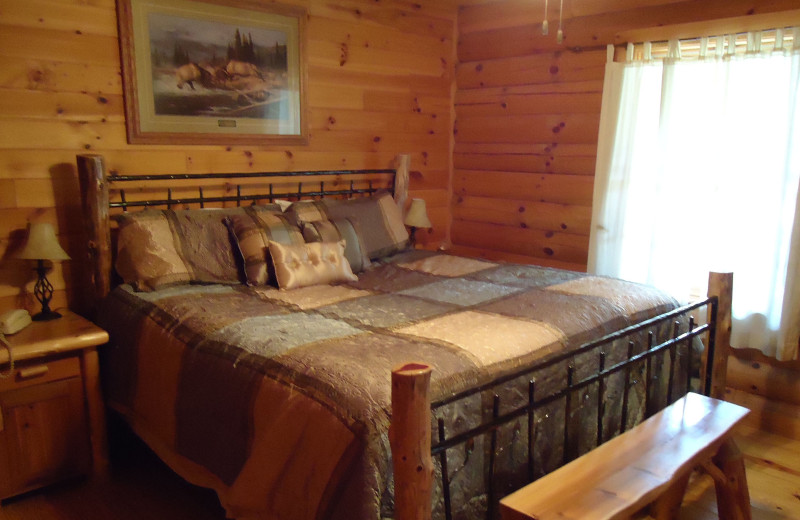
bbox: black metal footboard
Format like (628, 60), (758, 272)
(429, 296), (718, 520)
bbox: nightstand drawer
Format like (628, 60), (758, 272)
(0, 356), (81, 393)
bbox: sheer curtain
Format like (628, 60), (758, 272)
(589, 30), (800, 360)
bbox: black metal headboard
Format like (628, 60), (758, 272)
(107, 168), (398, 211)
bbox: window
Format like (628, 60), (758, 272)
(590, 30), (800, 359)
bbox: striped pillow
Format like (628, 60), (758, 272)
(301, 218), (370, 273)
(286, 192), (409, 260)
(227, 207), (305, 286)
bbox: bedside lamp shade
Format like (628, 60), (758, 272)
(16, 223), (70, 261)
(16, 222), (70, 321)
(404, 199), (432, 229)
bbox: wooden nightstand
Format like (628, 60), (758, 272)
(0, 309), (109, 501)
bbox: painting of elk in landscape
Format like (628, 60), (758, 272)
(118, 0), (306, 144)
(149, 14), (288, 119)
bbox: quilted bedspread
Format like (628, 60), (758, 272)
(97, 251), (677, 520)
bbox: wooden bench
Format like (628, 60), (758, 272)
(500, 392), (751, 520)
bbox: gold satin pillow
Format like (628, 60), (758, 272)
(268, 240), (358, 290)
(115, 211), (191, 291)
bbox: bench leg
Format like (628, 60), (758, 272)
(711, 439), (751, 520)
(650, 472), (691, 520)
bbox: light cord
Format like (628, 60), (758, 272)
(0, 333), (13, 379)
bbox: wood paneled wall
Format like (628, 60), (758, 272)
(451, 0), (800, 271)
(4, 0), (800, 314)
(0, 0), (458, 314)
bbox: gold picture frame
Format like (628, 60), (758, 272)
(118, 0), (307, 145)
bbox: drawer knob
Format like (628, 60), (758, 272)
(18, 365), (49, 379)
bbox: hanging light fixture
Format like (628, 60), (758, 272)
(542, 0), (564, 43)
(542, 0), (549, 35)
(557, 0), (564, 44)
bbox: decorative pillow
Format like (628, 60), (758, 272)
(283, 200), (328, 227)
(114, 206), (262, 291)
(226, 207), (305, 286)
(301, 218), (371, 273)
(321, 191), (409, 260)
(269, 240), (357, 290)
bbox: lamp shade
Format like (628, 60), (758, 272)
(404, 198), (432, 229)
(16, 222), (70, 261)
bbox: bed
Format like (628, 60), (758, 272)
(76, 153), (731, 520)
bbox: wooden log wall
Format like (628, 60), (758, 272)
(451, 0), (800, 271)
(0, 0), (459, 315)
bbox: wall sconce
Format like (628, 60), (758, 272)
(404, 198), (432, 247)
(16, 222), (70, 321)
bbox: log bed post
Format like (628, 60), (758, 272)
(704, 272), (733, 399)
(390, 362), (433, 520)
(77, 154), (111, 318)
(393, 153), (410, 211)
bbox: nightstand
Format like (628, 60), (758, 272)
(0, 310), (109, 501)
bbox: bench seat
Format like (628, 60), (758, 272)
(500, 392), (751, 520)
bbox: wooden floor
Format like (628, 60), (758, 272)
(1, 416), (798, 520)
(678, 424), (800, 519)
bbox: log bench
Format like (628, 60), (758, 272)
(499, 392), (751, 520)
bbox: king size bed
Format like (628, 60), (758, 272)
(77, 154), (731, 520)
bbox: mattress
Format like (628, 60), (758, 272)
(97, 250), (678, 520)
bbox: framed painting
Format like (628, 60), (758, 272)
(118, 0), (307, 145)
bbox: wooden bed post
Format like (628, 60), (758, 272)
(704, 272), (733, 399)
(393, 154), (410, 211)
(390, 362), (433, 520)
(77, 154), (111, 318)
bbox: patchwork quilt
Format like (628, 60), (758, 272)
(97, 251), (677, 520)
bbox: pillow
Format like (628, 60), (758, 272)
(283, 200), (327, 227)
(301, 218), (370, 273)
(115, 211), (191, 291)
(286, 192), (409, 260)
(269, 240), (357, 290)
(226, 207), (305, 286)
(321, 192), (409, 259)
(114, 207), (259, 291)
(273, 199), (293, 212)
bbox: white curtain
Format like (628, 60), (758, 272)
(589, 30), (800, 360)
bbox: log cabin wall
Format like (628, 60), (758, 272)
(0, 0), (458, 314)
(451, 0), (800, 272)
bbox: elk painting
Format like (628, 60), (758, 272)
(147, 12), (290, 119)
(118, 0), (305, 143)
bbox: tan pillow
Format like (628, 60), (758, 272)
(269, 240), (358, 290)
(114, 206), (283, 291)
(115, 211), (191, 291)
(227, 207), (305, 286)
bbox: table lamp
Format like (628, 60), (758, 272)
(404, 198), (432, 247)
(16, 222), (70, 321)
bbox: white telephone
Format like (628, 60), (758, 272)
(0, 309), (31, 335)
(0, 309), (28, 379)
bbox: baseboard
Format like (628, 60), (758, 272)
(724, 387), (800, 440)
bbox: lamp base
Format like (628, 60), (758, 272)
(31, 260), (60, 321)
(32, 309), (62, 321)
(408, 226), (418, 248)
